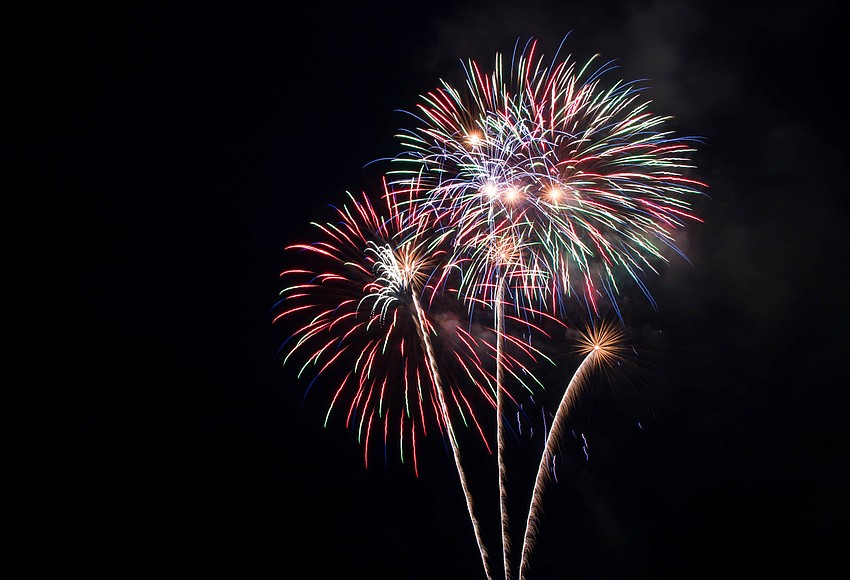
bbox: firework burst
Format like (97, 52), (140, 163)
(392, 37), (705, 315)
(276, 182), (482, 471)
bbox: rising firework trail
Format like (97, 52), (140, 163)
(518, 320), (626, 580)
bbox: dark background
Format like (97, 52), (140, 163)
(10, 1), (848, 578)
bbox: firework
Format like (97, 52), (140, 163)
(278, 33), (706, 580)
(278, 185), (438, 462)
(518, 320), (626, 580)
(392, 37), (705, 314)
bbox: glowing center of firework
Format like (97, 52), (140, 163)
(481, 182), (499, 199)
(576, 322), (626, 363)
(394, 252), (420, 289)
(486, 237), (521, 267)
(466, 131), (483, 146)
(503, 186), (520, 203)
(546, 186), (563, 202)
(368, 242), (427, 298)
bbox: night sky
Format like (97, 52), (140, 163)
(12, 1), (849, 578)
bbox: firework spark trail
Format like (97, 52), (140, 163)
(518, 321), (625, 580)
(410, 289), (495, 580)
(275, 184), (498, 579)
(494, 277), (512, 580)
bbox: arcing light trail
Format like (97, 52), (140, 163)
(518, 321), (626, 580)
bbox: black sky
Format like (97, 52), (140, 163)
(10, 1), (849, 579)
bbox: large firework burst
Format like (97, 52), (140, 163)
(392, 37), (705, 316)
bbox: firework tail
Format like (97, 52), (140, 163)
(494, 277), (512, 580)
(519, 338), (603, 580)
(410, 293), (494, 580)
